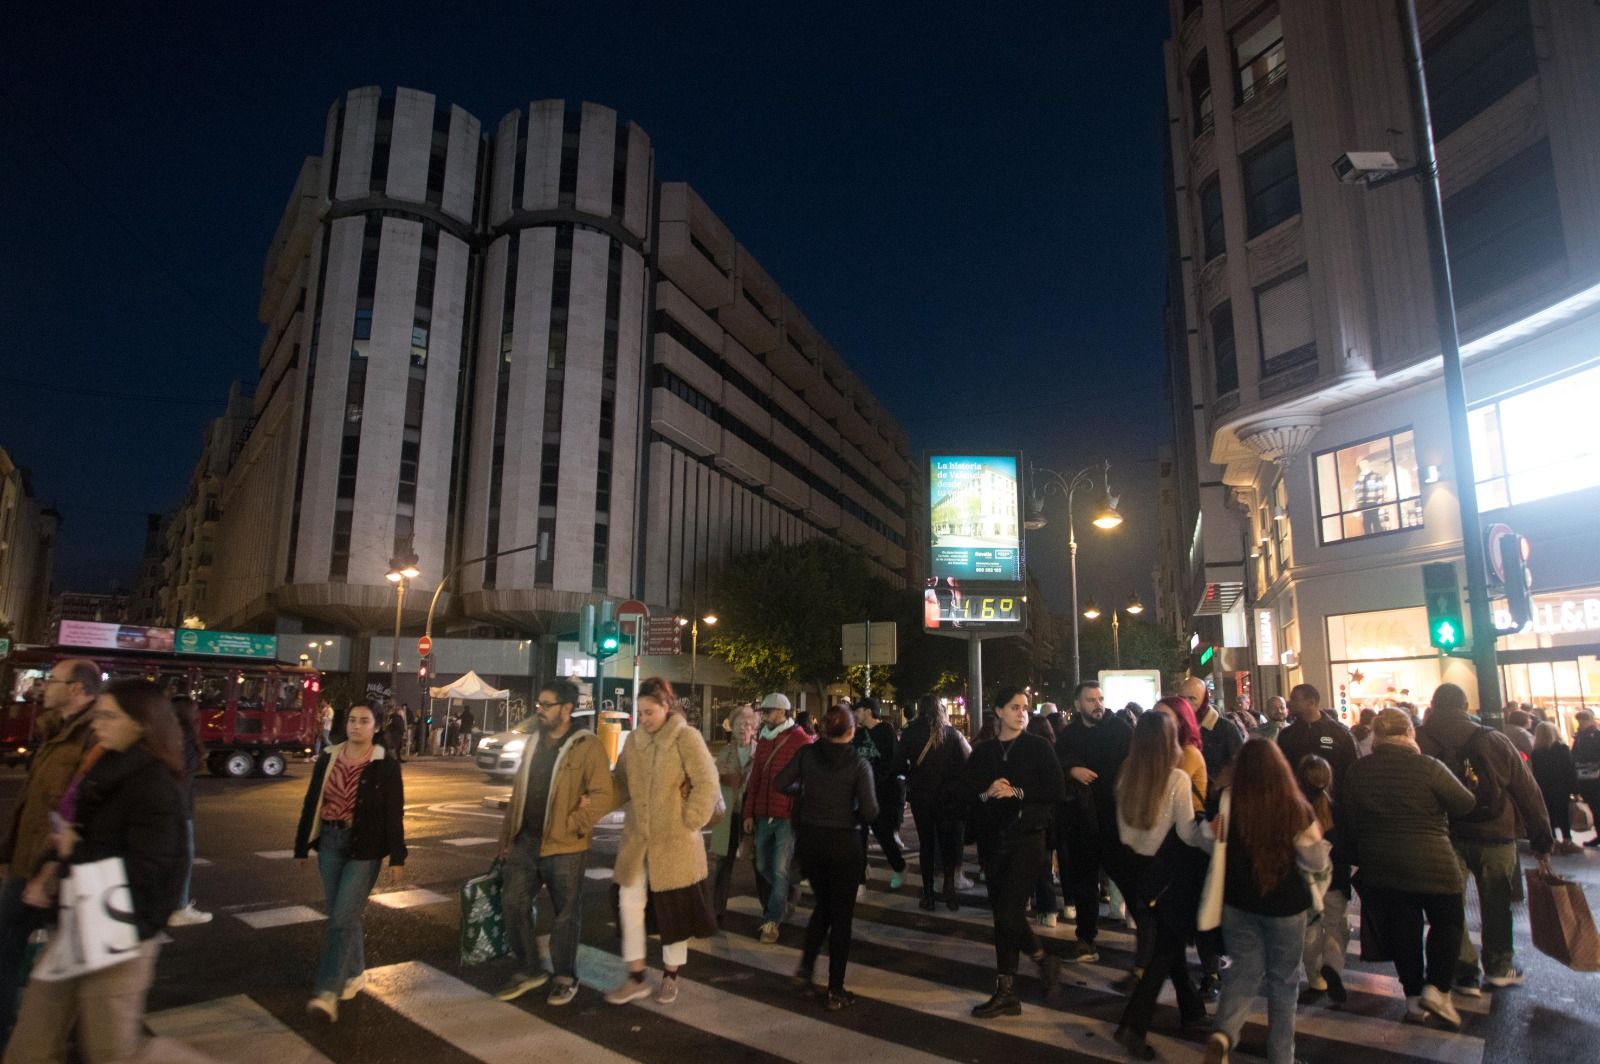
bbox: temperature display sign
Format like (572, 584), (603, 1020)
(923, 584), (1026, 630)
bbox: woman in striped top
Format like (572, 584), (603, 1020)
(294, 704), (407, 1023)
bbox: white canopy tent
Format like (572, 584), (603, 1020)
(428, 670), (511, 745)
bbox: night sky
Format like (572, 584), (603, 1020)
(1, 0), (1173, 618)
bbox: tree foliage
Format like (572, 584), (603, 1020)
(1075, 615), (1188, 692)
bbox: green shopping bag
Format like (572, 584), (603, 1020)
(459, 858), (508, 966)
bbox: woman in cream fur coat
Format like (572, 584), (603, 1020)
(605, 678), (720, 1006)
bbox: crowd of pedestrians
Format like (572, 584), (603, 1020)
(1, 661), (1593, 1063)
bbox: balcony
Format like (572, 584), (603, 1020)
(715, 430), (770, 488)
(650, 388), (718, 457)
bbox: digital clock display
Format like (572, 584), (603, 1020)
(924, 584), (1026, 629)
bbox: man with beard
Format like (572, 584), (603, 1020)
(496, 680), (615, 1006)
(1053, 681), (1134, 963)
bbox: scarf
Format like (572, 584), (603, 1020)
(758, 718), (795, 742)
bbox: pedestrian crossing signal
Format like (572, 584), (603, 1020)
(597, 621), (620, 659)
(1423, 562), (1465, 652)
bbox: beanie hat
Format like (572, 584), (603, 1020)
(759, 692), (792, 712)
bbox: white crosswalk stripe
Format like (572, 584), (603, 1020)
(145, 995), (334, 1063)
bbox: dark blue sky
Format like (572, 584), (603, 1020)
(1, 0), (1172, 616)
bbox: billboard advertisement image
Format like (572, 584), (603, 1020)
(928, 454), (1023, 582)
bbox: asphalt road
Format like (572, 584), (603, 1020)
(1, 757), (1598, 1063)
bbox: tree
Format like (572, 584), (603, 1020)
(705, 537), (903, 705)
(1075, 615), (1188, 693)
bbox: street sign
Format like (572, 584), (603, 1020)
(645, 616), (683, 655)
(175, 629), (279, 660)
(842, 621), (897, 666)
(618, 599), (649, 620)
(417, 634), (433, 658)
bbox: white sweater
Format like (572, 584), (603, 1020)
(1118, 768), (1215, 857)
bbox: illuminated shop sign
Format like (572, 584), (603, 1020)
(1494, 592), (1600, 636)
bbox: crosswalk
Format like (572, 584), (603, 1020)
(147, 852), (1498, 1064)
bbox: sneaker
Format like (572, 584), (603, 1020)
(655, 974), (679, 1005)
(1403, 995), (1427, 1023)
(167, 903), (213, 928)
(495, 970), (551, 1002)
(1203, 1031), (1230, 1064)
(1064, 905), (1077, 922)
(1114, 969), (1141, 994)
(1419, 985), (1461, 1029)
(340, 971), (367, 1001)
(306, 992), (338, 1023)
(889, 871), (905, 890)
(1198, 973), (1221, 1003)
(605, 973), (653, 1005)
(1037, 912), (1058, 928)
(1064, 941), (1099, 963)
(1112, 1026), (1155, 1061)
(1485, 967), (1524, 988)
(546, 978), (579, 1006)
(826, 988), (858, 1010)
(956, 871), (976, 889)
(1321, 965), (1347, 1004)
(1585, 838), (1600, 848)
(759, 921), (780, 944)
(1452, 974), (1483, 998)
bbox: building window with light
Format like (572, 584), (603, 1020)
(1470, 362), (1600, 511)
(1327, 606), (1442, 719)
(1233, 5), (1286, 104)
(1314, 429), (1423, 544)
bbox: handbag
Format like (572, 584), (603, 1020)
(1525, 867), (1600, 971)
(1197, 790), (1228, 932)
(33, 858), (141, 982)
(1570, 797), (1595, 835)
(459, 858), (507, 966)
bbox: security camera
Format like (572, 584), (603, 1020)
(1333, 151), (1401, 184)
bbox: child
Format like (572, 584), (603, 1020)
(1297, 754), (1351, 1005)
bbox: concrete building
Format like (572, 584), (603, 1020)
(47, 590), (128, 635)
(173, 88), (917, 701)
(0, 447), (59, 644)
(125, 513), (169, 626)
(1161, 0), (1600, 724)
(159, 384), (254, 627)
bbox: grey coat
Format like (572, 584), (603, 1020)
(1337, 743), (1476, 894)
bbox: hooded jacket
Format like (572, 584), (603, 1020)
(1417, 707), (1553, 853)
(70, 745), (186, 940)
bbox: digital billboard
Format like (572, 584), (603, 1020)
(928, 454), (1024, 582)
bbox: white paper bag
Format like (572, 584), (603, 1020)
(33, 858), (142, 982)
(1197, 790), (1229, 932)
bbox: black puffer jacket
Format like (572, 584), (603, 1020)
(70, 745), (187, 940)
(777, 740), (878, 831)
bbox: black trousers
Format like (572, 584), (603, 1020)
(860, 780), (907, 873)
(982, 832), (1047, 975)
(1360, 883), (1464, 996)
(712, 815), (745, 915)
(909, 794), (964, 892)
(1119, 851), (1204, 1036)
(1061, 821), (1127, 945)
(798, 825), (866, 992)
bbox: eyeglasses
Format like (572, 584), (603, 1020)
(41, 678), (71, 686)
(536, 701), (569, 711)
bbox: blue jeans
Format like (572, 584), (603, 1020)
(753, 817), (796, 924)
(1214, 905), (1307, 1064)
(178, 818), (196, 909)
(502, 835), (586, 980)
(315, 825), (381, 995)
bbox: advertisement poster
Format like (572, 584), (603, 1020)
(58, 621), (176, 653)
(176, 629), (280, 659)
(928, 454), (1023, 582)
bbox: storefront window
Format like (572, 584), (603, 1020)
(1327, 606), (1441, 718)
(1471, 363), (1600, 511)
(1314, 429), (1424, 543)
(1500, 656), (1600, 743)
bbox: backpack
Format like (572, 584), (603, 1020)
(1450, 727), (1508, 823)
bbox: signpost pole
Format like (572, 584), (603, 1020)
(864, 620), (872, 700)
(968, 631), (983, 735)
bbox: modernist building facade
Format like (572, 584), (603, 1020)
(182, 88), (917, 671)
(0, 447), (58, 644)
(1161, 0), (1600, 727)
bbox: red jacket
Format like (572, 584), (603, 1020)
(742, 724), (813, 820)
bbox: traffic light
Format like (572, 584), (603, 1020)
(1497, 530), (1534, 631)
(418, 657), (431, 685)
(1423, 561), (1465, 651)
(579, 604), (597, 655)
(597, 621), (620, 660)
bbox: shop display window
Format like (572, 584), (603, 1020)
(1470, 363), (1600, 511)
(1327, 606), (1440, 716)
(1314, 429), (1424, 543)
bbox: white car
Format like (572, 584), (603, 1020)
(474, 709), (634, 778)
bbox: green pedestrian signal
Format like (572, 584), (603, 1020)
(597, 621), (620, 659)
(1198, 645), (1215, 666)
(1422, 562), (1465, 652)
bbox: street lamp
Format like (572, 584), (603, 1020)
(385, 553), (420, 712)
(1085, 594), (1144, 670)
(307, 639), (332, 670)
(683, 612), (718, 719)
(1028, 460), (1123, 687)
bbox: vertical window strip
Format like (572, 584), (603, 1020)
(536, 225), (575, 586)
(329, 215), (383, 581)
(285, 226), (333, 581)
(425, 107), (450, 208)
(593, 240), (622, 589)
(610, 123), (630, 220)
(483, 233), (520, 588)
(395, 225), (438, 559)
(557, 109), (582, 210)
(327, 101), (347, 201)
(509, 113), (529, 212)
(369, 97), (395, 195)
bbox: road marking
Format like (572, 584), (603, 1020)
(584, 867), (615, 880)
(441, 836), (498, 847)
(573, 944), (953, 1063)
(371, 888), (451, 909)
(364, 961), (635, 1062)
(234, 905), (324, 929)
(255, 850), (297, 860)
(146, 994), (334, 1063)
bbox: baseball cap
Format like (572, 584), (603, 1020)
(759, 692), (792, 712)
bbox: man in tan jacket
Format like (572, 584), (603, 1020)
(495, 679), (613, 1006)
(0, 657), (100, 1040)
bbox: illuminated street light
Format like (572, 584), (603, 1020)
(1028, 460), (1125, 685)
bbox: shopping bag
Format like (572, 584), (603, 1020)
(33, 858), (141, 982)
(1570, 798), (1595, 835)
(459, 859), (508, 966)
(1197, 790), (1229, 932)
(1526, 867), (1600, 971)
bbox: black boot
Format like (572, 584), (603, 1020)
(971, 974), (1022, 1018)
(1033, 948), (1060, 996)
(919, 881), (936, 911)
(943, 871), (960, 911)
